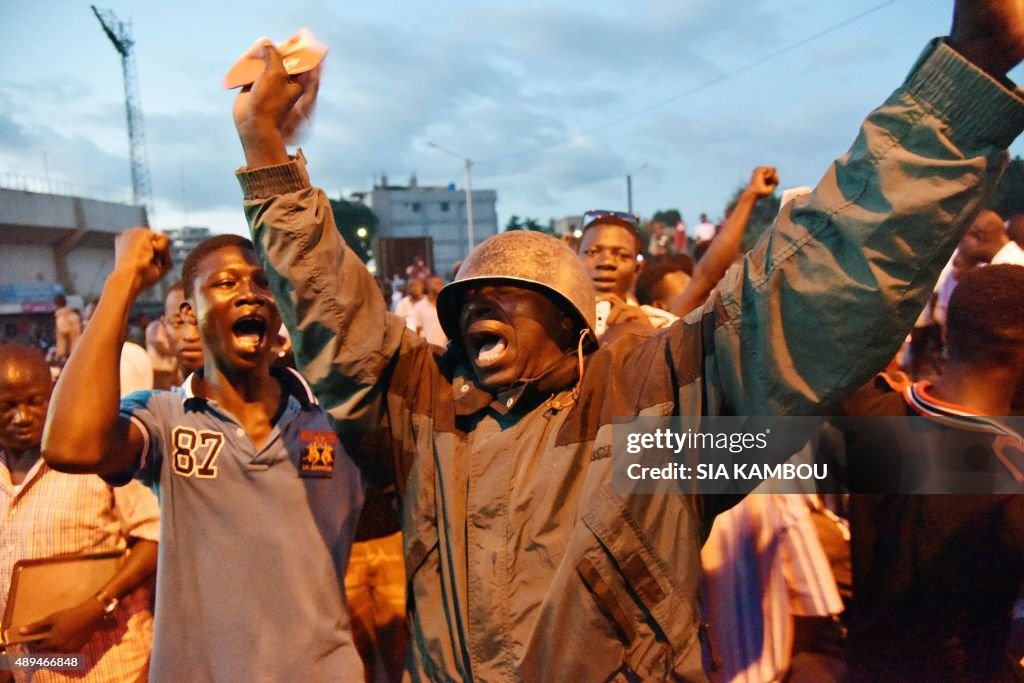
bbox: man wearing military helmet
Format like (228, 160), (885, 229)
(232, 1), (1024, 677)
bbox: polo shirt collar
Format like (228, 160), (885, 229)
(181, 366), (320, 412)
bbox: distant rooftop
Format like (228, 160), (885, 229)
(0, 172), (133, 206)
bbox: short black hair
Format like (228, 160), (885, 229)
(181, 235), (256, 299)
(53, 294), (67, 307)
(579, 219), (643, 254)
(635, 258), (688, 307)
(946, 264), (1024, 366)
(163, 280), (185, 304)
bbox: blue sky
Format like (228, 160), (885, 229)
(2, 0), (1022, 237)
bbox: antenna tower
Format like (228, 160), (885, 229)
(91, 5), (154, 223)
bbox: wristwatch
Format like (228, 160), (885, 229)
(92, 592), (119, 618)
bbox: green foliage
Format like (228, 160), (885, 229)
(651, 209), (682, 226)
(725, 187), (782, 253)
(506, 215), (552, 233)
(987, 156), (1024, 219)
(329, 197), (379, 263)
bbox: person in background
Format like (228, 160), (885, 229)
(634, 258), (691, 313)
(701, 491), (844, 683)
(393, 277), (426, 332)
(647, 220), (670, 257)
(0, 343), (158, 683)
(160, 282), (203, 385)
(823, 264), (1024, 681)
(145, 315), (177, 391)
(691, 211), (717, 247)
(958, 209), (1024, 266)
(412, 274), (448, 347)
(119, 338), (153, 397)
(51, 294), (81, 363)
(673, 217), (688, 254)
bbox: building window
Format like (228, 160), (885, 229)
(411, 202), (422, 213)
(440, 202), (450, 212)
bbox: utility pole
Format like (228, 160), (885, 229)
(627, 163), (648, 216)
(92, 5), (154, 224)
(428, 142), (476, 254)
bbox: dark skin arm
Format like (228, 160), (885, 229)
(42, 229), (172, 477)
(669, 166), (778, 318)
(233, 43), (315, 167)
(20, 539), (158, 653)
(947, 0), (1024, 79)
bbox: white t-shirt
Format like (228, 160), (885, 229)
(120, 341), (154, 397)
(393, 296), (420, 332)
(412, 298), (448, 347)
(692, 222), (717, 242)
(991, 240), (1024, 266)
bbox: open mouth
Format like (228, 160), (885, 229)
(232, 315), (268, 350)
(466, 322), (511, 369)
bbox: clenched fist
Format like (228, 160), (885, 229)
(113, 227), (172, 295)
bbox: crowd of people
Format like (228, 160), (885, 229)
(2, 1), (1024, 681)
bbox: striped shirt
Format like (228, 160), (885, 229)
(701, 491), (844, 682)
(0, 451), (159, 683)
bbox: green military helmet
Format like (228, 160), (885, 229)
(436, 230), (598, 348)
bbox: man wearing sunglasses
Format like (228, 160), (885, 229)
(231, 1), (1024, 678)
(576, 210), (662, 339)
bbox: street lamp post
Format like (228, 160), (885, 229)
(428, 142), (475, 254)
(626, 163), (649, 215)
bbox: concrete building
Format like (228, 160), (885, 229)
(0, 185), (150, 344)
(165, 226), (212, 281)
(357, 174), (498, 276)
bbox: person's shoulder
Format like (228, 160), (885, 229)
(120, 387), (179, 415)
(992, 240), (1024, 266)
(838, 372), (911, 417)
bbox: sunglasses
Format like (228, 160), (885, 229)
(581, 210), (639, 230)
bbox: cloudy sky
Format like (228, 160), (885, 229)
(2, 0), (1022, 237)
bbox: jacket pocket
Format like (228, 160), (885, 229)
(578, 504), (703, 680)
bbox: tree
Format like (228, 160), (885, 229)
(988, 156), (1024, 219)
(506, 215), (553, 234)
(651, 209), (682, 226)
(329, 197), (379, 263)
(725, 186), (781, 253)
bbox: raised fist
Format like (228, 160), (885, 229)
(950, 0), (1024, 77)
(746, 166), (780, 200)
(114, 227), (172, 293)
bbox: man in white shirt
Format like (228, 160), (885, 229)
(959, 209), (1024, 265)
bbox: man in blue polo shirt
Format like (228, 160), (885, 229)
(41, 229), (364, 681)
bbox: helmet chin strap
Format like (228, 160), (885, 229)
(542, 328), (589, 411)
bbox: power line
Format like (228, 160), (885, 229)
(477, 0), (901, 166)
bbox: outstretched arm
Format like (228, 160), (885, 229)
(690, 1), (1024, 416)
(42, 229), (171, 477)
(670, 166), (778, 317)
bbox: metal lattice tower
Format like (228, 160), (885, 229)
(91, 5), (153, 224)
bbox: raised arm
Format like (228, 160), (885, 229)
(670, 166), (777, 317)
(42, 229), (171, 477)
(232, 47), (418, 433)
(698, 3), (1024, 416)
